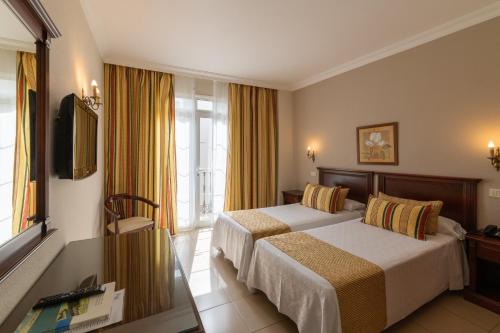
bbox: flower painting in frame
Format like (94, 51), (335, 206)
(356, 122), (398, 165)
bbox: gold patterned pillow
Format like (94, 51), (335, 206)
(363, 195), (432, 240)
(336, 188), (350, 211)
(302, 184), (342, 214)
(378, 192), (443, 235)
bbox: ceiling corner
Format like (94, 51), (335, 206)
(291, 2), (500, 91)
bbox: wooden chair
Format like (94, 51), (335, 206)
(104, 194), (159, 235)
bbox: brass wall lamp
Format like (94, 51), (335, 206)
(307, 146), (315, 162)
(82, 80), (102, 111)
(488, 141), (500, 171)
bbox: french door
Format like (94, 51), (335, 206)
(175, 79), (227, 231)
(195, 106), (214, 228)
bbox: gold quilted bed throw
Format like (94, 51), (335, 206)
(266, 232), (387, 333)
(226, 210), (291, 241)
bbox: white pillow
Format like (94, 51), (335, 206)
(438, 216), (467, 240)
(343, 199), (366, 212)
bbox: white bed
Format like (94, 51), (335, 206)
(211, 203), (363, 282)
(246, 219), (466, 333)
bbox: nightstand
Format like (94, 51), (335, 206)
(282, 190), (304, 205)
(464, 232), (500, 314)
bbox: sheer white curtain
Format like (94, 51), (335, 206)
(175, 77), (196, 230)
(212, 81), (228, 216)
(175, 77), (228, 231)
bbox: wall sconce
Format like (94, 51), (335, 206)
(488, 141), (500, 171)
(307, 146), (316, 162)
(81, 80), (102, 111)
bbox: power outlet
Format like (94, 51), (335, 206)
(489, 188), (500, 198)
(310, 171), (317, 177)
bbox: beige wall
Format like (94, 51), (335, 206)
(292, 17), (500, 228)
(44, 0), (104, 243)
(0, 0), (103, 322)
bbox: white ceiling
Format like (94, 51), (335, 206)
(81, 0), (500, 90)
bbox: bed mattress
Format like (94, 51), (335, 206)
(246, 219), (465, 333)
(211, 203), (362, 282)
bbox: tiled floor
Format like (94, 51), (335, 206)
(174, 228), (500, 333)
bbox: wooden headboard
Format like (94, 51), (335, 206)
(377, 172), (481, 231)
(318, 168), (374, 204)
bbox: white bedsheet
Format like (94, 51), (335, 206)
(211, 204), (362, 282)
(246, 219), (465, 333)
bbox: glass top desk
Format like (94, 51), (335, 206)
(1, 230), (204, 333)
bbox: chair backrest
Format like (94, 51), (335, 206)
(104, 194), (158, 234)
(105, 194), (129, 220)
(105, 193), (158, 222)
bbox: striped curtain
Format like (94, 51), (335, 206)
(12, 52), (37, 235)
(104, 64), (177, 234)
(224, 83), (277, 211)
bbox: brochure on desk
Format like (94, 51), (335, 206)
(15, 282), (124, 333)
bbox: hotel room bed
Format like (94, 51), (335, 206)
(246, 172), (480, 333)
(211, 168), (374, 282)
(246, 219), (465, 332)
(211, 204), (364, 282)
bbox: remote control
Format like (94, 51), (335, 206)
(33, 285), (106, 309)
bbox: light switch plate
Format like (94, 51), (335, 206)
(489, 188), (500, 198)
(310, 171), (317, 177)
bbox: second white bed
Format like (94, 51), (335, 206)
(211, 203), (363, 282)
(246, 219), (466, 333)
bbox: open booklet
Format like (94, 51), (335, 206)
(68, 289), (124, 333)
(15, 282), (125, 333)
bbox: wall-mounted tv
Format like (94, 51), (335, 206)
(54, 93), (98, 180)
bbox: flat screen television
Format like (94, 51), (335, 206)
(54, 93), (98, 180)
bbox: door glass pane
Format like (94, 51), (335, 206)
(196, 99), (213, 111)
(175, 97), (194, 230)
(198, 117), (212, 225)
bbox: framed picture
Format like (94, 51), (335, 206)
(356, 122), (398, 165)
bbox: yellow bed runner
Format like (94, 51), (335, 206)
(226, 210), (291, 241)
(266, 231), (387, 333)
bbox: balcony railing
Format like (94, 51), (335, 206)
(197, 168), (212, 216)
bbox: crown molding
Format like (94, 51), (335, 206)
(27, 0), (61, 38)
(291, 3), (500, 91)
(102, 57), (292, 91)
(85, 2), (500, 92)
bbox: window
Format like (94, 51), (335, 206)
(197, 98), (214, 226)
(196, 99), (213, 111)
